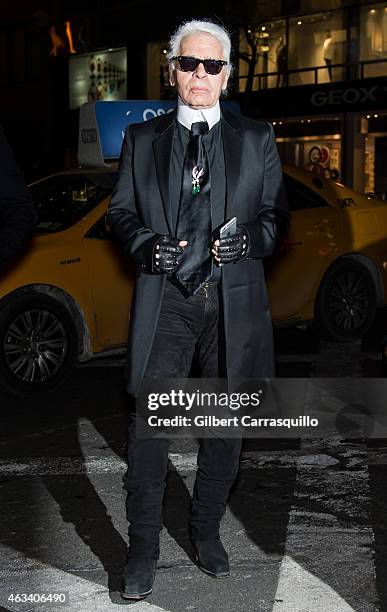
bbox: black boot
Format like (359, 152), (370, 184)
(121, 537), (159, 600)
(191, 535), (230, 578)
(188, 436), (242, 578)
(121, 556), (157, 600)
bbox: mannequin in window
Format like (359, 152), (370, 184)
(276, 36), (287, 87)
(323, 30), (333, 82)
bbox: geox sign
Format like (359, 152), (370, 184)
(247, 76), (387, 118)
(311, 86), (382, 107)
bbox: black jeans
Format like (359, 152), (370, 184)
(125, 281), (242, 558)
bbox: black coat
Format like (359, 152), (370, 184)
(0, 126), (38, 267)
(107, 109), (290, 396)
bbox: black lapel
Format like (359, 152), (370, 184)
(152, 110), (176, 235)
(221, 109), (243, 219)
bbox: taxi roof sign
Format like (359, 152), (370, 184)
(78, 100), (241, 168)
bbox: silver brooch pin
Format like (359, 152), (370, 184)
(192, 166), (204, 195)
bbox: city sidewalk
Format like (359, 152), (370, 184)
(0, 371), (386, 611)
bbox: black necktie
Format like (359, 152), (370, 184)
(175, 121), (212, 296)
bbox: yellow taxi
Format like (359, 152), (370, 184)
(0, 164), (386, 396)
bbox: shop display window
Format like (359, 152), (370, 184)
(302, 139), (341, 179)
(238, 10), (347, 91)
(364, 127), (387, 197)
(360, 3), (387, 78)
(365, 135), (376, 193)
(238, 20), (287, 91)
(276, 130), (341, 181)
(288, 11), (346, 85)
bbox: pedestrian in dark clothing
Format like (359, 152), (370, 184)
(107, 19), (289, 601)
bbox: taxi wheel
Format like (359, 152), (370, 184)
(314, 259), (377, 342)
(0, 293), (79, 397)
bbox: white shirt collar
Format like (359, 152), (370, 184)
(177, 97), (221, 131)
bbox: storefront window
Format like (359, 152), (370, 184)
(238, 11), (347, 91)
(363, 113), (387, 197)
(238, 20), (286, 92)
(288, 11), (346, 85)
(274, 117), (341, 180)
(302, 138), (341, 180)
(360, 4), (387, 78)
(365, 135), (376, 193)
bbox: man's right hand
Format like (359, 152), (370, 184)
(153, 236), (187, 274)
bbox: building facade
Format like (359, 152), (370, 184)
(237, 0), (387, 196)
(1, 1), (386, 195)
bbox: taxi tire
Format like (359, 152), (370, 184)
(0, 293), (79, 397)
(314, 259), (377, 342)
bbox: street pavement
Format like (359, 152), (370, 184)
(0, 332), (386, 612)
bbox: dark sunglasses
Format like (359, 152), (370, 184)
(172, 55), (227, 75)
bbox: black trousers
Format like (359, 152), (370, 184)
(325, 58), (333, 81)
(125, 281), (242, 558)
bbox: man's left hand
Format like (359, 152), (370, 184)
(212, 225), (250, 264)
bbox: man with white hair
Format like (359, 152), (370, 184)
(107, 18), (289, 600)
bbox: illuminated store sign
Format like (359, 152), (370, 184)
(311, 85), (382, 106)
(69, 47), (127, 110)
(249, 77), (387, 117)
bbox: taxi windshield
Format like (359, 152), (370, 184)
(31, 172), (117, 233)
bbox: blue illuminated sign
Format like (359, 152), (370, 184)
(78, 99), (241, 167)
(95, 100), (176, 159)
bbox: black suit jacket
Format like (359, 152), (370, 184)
(107, 108), (289, 396)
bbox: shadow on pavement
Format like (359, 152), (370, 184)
(0, 367), (129, 601)
(163, 465), (196, 563)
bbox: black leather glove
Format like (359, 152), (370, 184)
(153, 235), (186, 274)
(213, 225), (250, 264)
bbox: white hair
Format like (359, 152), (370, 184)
(166, 19), (233, 76)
